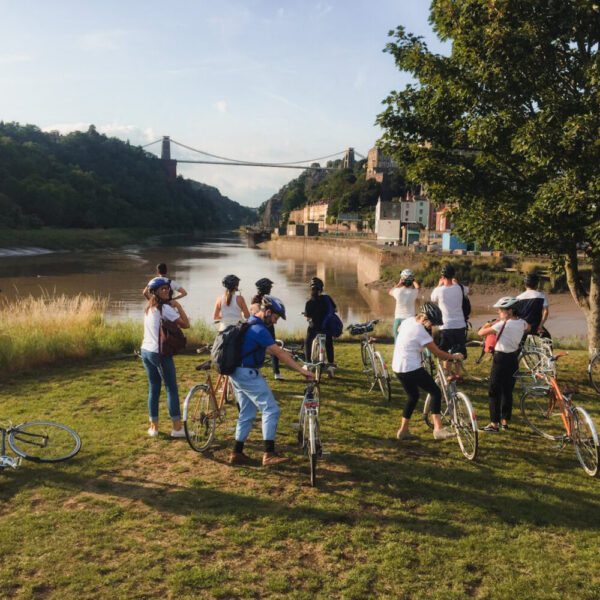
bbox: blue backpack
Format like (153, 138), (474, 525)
(322, 295), (343, 338)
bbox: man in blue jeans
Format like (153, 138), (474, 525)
(229, 295), (314, 466)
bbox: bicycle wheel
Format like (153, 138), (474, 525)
(311, 337), (323, 384)
(520, 387), (563, 441)
(453, 392), (478, 460)
(572, 406), (599, 477)
(361, 343), (376, 388)
(9, 421), (81, 462)
(421, 349), (435, 377)
(375, 352), (392, 402)
(519, 349), (544, 378)
(308, 412), (320, 487)
(589, 354), (600, 394)
(423, 389), (451, 430)
(462, 341), (489, 383)
(183, 384), (217, 452)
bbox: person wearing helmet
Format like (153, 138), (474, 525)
(213, 274), (250, 331)
(516, 273), (551, 339)
(393, 302), (464, 440)
(141, 277), (191, 438)
(388, 268), (421, 341)
(478, 297), (530, 432)
(304, 277), (338, 377)
(250, 278), (282, 379)
(142, 263), (187, 301)
(431, 263), (469, 378)
(228, 295), (315, 466)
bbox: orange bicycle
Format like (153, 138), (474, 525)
(519, 352), (599, 476)
(183, 353), (236, 452)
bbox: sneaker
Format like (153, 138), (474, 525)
(229, 452), (253, 465)
(147, 427), (159, 438)
(483, 424), (500, 433)
(327, 366), (335, 378)
(274, 373), (285, 380)
(396, 429), (418, 440)
(433, 428), (456, 440)
(170, 428), (186, 438)
(262, 452), (289, 466)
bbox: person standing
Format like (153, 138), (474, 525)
(229, 296), (314, 466)
(143, 263), (187, 301)
(393, 302), (463, 440)
(304, 277), (337, 377)
(213, 274), (250, 331)
(140, 277), (190, 438)
(516, 273), (551, 339)
(431, 264), (468, 377)
(478, 297), (530, 432)
(389, 268), (420, 341)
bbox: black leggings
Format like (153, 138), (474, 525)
(488, 351), (519, 423)
(305, 328), (334, 363)
(395, 368), (442, 419)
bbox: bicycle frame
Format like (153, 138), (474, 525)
(0, 426), (21, 469)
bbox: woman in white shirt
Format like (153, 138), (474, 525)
(392, 302), (463, 440)
(213, 274), (250, 331)
(478, 297), (530, 432)
(388, 268), (420, 341)
(141, 277), (190, 438)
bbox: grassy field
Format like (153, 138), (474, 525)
(0, 344), (599, 599)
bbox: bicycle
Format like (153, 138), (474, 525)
(588, 348), (600, 394)
(519, 352), (599, 476)
(0, 419), (81, 468)
(422, 356), (478, 460)
(310, 333), (327, 383)
(183, 356), (236, 453)
(347, 319), (392, 402)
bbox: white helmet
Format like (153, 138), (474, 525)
(493, 297), (519, 309)
(400, 269), (414, 282)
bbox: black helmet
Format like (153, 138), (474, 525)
(441, 264), (455, 279)
(310, 277), (324, 290)
(524, 273), (539, 288)
(419, 301), (443, 326)
(222, 274), (240, 291)
(261, 295), (286, 319)
(255, 277), (273, 294)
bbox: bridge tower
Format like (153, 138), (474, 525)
(161, 136), (177, 181)
(342, 147), (355, 169)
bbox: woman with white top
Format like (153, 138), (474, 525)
(393, 302), (464, 440)
(388, 268), (420, 341)
(478, 297), (530, 432)
(141, 277), (191, 438)
(213, 274), (250, 331)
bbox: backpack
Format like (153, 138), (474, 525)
(322, 295), (343, 338)
(211, 322), (260, 375)
(158, 306), (187, 357)
(458, 283), (472, 326)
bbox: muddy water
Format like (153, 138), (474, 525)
(0, 232), (587, 340)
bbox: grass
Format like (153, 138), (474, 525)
(0, 343), (599, 598)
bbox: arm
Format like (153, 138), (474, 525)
(169, 301), (190, 329)
(267, 344), (315, 378)
(213, 297), (222, 321)
(237, 295), (251, 319)
(539, 307), (549, 332)
(143, 286), (150, 300)
(413, 280), (420, 289)
(172, 286), (187, 300)
(424, 341), (462, 362)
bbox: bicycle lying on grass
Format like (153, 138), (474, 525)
(347, 319), (392, 402)
(0, 420), (81, 468)
(518, 352), (599, 477)
(422, 356), (478, 460)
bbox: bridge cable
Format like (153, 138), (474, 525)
(140, 139), (162, 148)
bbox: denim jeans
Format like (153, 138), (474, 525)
(229, 367), (281, 441)
(140, 349), (181, 422)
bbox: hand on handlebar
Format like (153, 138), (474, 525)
(452, 352), (464, 361)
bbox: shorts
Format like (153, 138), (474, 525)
(439, 328), (467, 357)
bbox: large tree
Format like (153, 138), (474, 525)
(377, 0), (600, 352)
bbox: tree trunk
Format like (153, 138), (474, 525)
(564, 251), (600, 355)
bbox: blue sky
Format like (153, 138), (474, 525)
(1, 1), (447, 207)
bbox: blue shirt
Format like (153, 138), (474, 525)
(240, 316), (275, 368)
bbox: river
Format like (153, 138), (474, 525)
(0, 232), (587, 340)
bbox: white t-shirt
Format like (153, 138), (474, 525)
(392, 316), (433, 373)
(516, 289), (549, 307)
(431, 283), (468, 330)
(492, 318), (528, 353)
(391, 287), (419, 319)
(141, 304), (180, 353)
(169, 279), (183, 293)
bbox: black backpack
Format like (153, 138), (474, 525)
(458, 283), (472, 324)
(210, 322), (258, 375)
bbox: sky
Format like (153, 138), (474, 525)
(0, 1), (447, 207)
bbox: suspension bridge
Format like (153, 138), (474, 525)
(141, 136), (365, 180)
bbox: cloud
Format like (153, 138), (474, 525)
(79, 29), (131, 52)
(313, 3), (333, 19)
(0, 54), (32, 64)
(214, 100), (228, 114)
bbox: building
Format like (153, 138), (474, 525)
(366, 147), (396, 183)
(375, 199), (402, 242)
(288, 201), (329, 231)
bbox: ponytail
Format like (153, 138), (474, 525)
(225, 289), (233, 306)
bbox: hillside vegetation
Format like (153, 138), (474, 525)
(0, 122), (255, 232)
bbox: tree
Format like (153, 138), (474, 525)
(377, 0), (600, 353)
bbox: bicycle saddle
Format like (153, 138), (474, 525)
(196, 360), (212, 371)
